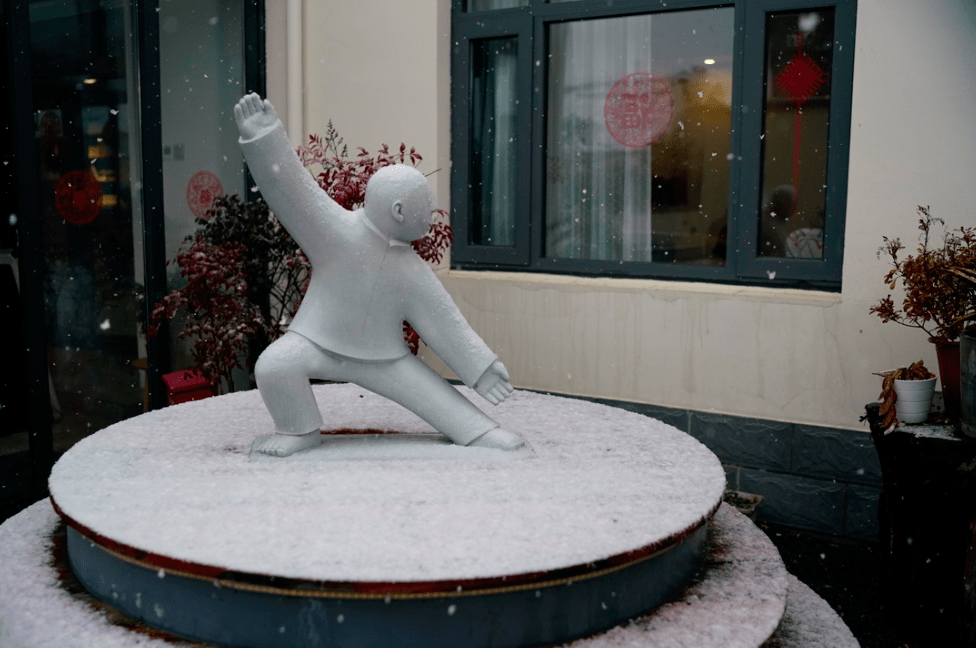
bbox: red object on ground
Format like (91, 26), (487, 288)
(162, 370), (215, 406)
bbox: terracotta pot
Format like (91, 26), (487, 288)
(932, 338), (961, 419)
(962, 327), (976, 438)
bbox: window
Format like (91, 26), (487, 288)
(451, 0), (856, 289)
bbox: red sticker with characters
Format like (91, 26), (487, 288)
(604, 73), (674, 148)
(186, 171), (224, 220)
(54, 170), (103, 225)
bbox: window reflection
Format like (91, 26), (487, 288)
(544, 8), (735, 265)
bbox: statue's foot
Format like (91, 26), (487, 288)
(468, 427), (525, 451)
(255, 431), (322, 457)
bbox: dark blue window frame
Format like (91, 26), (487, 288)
(450, 0), (856, 290)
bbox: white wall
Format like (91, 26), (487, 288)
(265, 0), (451, 246)
(272, 0), (976, 431)
(299, 0), (452, 217)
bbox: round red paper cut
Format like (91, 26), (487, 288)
(54, 170), (103, 225)
(186, 171), (224, 220)
(604, 73), (674, 148)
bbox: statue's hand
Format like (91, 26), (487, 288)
(234, 92), (279, 140)
(474, 361), (514, 405)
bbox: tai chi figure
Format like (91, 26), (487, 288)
(234, 93), (522, 457)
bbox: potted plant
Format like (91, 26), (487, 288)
(870, 206), (976, 419)
(875, 360), (937, 429)
(149, 123), (452, 392)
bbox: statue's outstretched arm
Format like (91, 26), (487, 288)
(235, 93), (342, 257)
(405, 260), (501, 395)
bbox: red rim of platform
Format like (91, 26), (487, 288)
(50, 495), (719, 600)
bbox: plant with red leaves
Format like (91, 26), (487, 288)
(870, 206), (976, 342)
(148, 239), (262, 391)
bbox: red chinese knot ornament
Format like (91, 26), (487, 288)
(773, 48), (828, 106)
(773, 34), (829, 210)
(604, 73), (674, 148)
(186, 171), (224, 220)
(54, 170), (103, 225)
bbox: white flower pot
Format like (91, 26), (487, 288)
(894, 378), (937, 424)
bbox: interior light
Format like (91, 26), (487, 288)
(798, 13), (820, 33)
(83, 78), (97, 85)
(703, 59), (716, 65)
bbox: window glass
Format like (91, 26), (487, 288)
(158, 0), (248, 373)
(160, 0), (247, 273)
(470, 38), (518, 247)
(545, 8), (734, 264)
(758, 10), (834, 259)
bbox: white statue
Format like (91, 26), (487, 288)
(234, 93), (522, 457)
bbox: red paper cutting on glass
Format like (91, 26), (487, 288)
(186, 170), (224, 220)
(54, 170), (103, 225)
(604, 73), (674, 148)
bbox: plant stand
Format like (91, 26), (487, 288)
(865, 402), (976, 648)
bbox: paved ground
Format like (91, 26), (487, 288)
(761, 521), (904, 648)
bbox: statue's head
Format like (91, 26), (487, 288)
(364, 165), (435, 242)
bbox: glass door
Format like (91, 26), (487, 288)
(1, 1), (262, 518)
(27, 0), (147, 452)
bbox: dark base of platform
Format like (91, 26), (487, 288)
(66, 520), (708, 648)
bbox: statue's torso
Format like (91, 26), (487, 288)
(289, 212), (420, 361)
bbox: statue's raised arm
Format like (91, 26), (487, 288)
(234, 93), (346, 258)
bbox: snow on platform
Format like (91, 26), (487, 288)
(48, 385), (726, 583)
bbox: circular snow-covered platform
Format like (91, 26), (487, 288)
(47, 385), (727, 647)
(0, 501), (859, 648)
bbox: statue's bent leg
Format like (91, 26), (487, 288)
(253, 332), (332, 456)
(350, 354), (498, 446)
